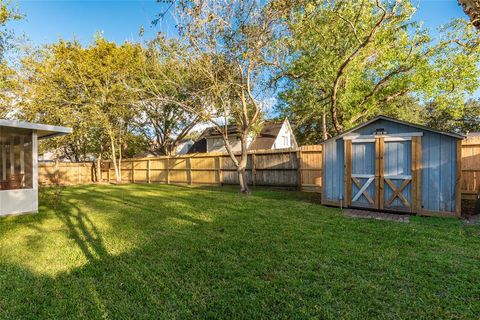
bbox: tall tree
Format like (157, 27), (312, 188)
(153, 0), (286, 193)
(136, 38), (200, 155)
(424, 98), (480, 133)
(277, 0), (480, 142)
(18, 38), (145, 182)
(0, 1), (22, 118)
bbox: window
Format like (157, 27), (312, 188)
(0, 130), (33, 190)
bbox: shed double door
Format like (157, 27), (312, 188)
(345, 137), (421, 213)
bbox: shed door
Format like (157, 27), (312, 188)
(349, 141), (377, 209)
(381, 140), (413, 212)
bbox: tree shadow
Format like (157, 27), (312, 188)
(43, 185), (108, 262)
(0, 184), (478, 318)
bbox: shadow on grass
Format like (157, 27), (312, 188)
(0, 184), (478, 319)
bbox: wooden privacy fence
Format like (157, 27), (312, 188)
(462, 135), (480, 200)
(38, 141), (480, 200)
(98, 145), (323, 191)
(38, 162), (96, 186)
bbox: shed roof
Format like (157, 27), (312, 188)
(321, 115), (465, 144)
(0, 119), (72, 140)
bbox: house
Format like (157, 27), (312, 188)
(321, 115), (464, 217)
(173, 139), (195, 155)
(187, 119), (298, 154)
(0, 119), (72, 216)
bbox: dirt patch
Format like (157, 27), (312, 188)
(462, 199), (479, 217)
(344, 209), (410, 223)
(464, 214), (480, 226)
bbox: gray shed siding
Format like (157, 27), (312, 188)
(323, 138), (344, 203)
(322, 118), (459, 213)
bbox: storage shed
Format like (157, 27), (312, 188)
(321, 115), (464, 217)
(0, 120), (71, 216)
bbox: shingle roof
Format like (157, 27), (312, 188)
(248, 122), (283, 150)
(201, 125), (241, 137)
(187, 121), (287, 153)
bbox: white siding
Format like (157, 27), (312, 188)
(206, 134), (254, 153)
(176, 140), (194, 155)
(207, 136), (241, 153)
(272, 120), (297, 149)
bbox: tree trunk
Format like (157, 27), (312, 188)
(322, 104), (328, 141)
(118, 141), (123, 183)
(238, 167), (249, 194)
(237, 136), (250, 194)
(96, 156), (101, 183)
(109, 133), (121, 183)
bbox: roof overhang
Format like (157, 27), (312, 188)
(320, 115), (465, 144)
(0, 119), (72, 140)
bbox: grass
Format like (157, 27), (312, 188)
(0, 184), (479, 319)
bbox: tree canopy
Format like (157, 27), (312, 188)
(0, 0), (478, 191)
(277, 0), (480, 143)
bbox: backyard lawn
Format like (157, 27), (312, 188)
(0, 184), (479, 319)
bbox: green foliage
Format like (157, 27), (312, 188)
(0, 0), (22, 118)
(135, 36), (200, 155)
(18, 38), (145, 163)
(278, 0), (480, 142)
(0, 0), (21, 59)
(0, 184), (478, 318)
(424, 98), (480, 133)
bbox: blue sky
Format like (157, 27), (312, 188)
(10, 0), (468, 47)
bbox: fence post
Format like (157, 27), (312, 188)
(96, 158), (101, 182)
(252, 154), (256, 187)
(132, 160), (135, 184)
(297, 149), (302, 190)
(186, 157), (192, 185)
(107, 162), (111, 183)
(215, 156), (221, 185)
(166, 158), (170, 184)
(147, 159), (151, 184)
(219, 156), (224, 185)
(55, 159), (60, 185)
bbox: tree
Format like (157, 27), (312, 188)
(277, 0), (480, 142)
(0, 1), (22, 118)
(424, 99), (480, 133)
(153, 0), (286, 193)
(18, 37), (145, 182)
(458, 0), (480, 29)
(136, 38), (200, 156)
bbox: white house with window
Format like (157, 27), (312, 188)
(187, 119), (298, 154)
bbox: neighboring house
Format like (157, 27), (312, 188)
(133, 139), (195, 158)
(187, 119), (298, 154)
(174, 139), (195, 155)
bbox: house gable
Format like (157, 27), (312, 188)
(272, 119), (298, 150)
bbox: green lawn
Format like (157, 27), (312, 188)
(0, 184), (479, 319)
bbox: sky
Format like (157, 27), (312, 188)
(6, 0), (478, 108)
(10, 0), (469, 47)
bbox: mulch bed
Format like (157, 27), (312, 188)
(344, 209), (410, 223)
